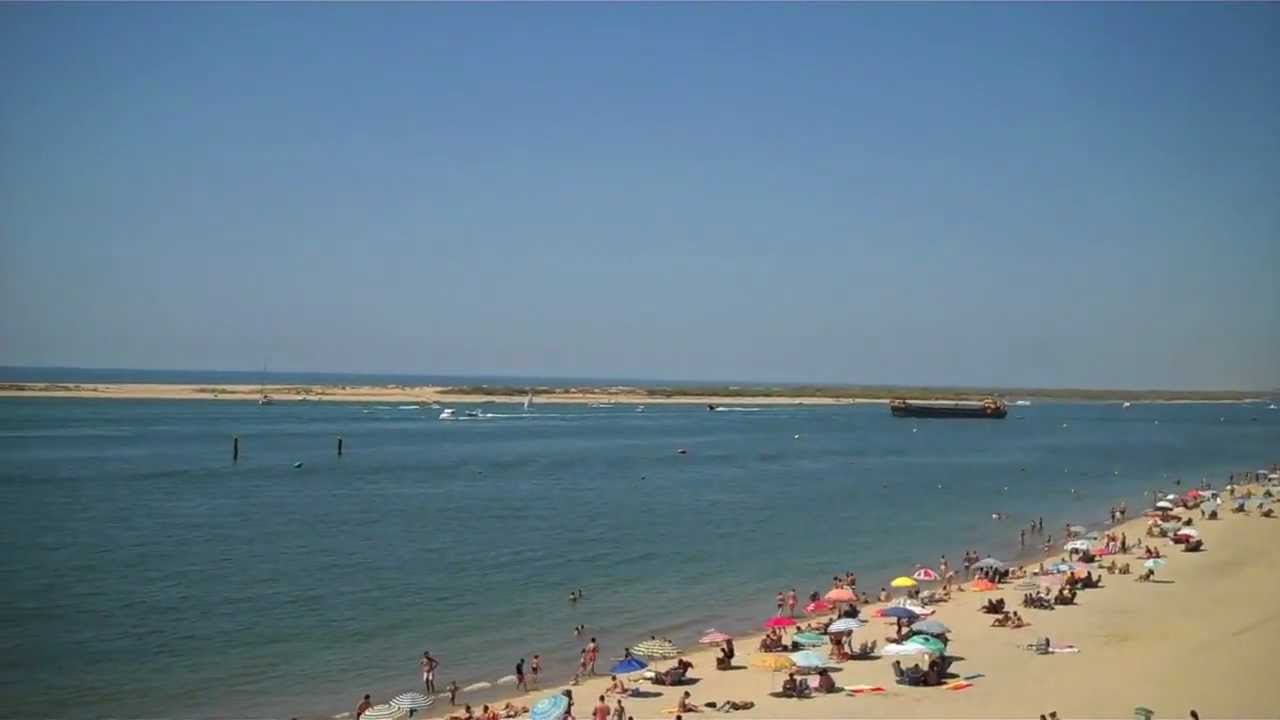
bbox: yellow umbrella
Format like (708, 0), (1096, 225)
(890, 576), (918, 589)
(751, 654), (795, 671)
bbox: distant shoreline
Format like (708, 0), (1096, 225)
(0, 382), (1265, 404)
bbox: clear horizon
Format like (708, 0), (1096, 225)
(2, 3), (1278, 390)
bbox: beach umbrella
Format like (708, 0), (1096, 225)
(1064, 540), (1091, 552)
(1155, 501), (1175, 510)
(751, 654), (795, 671)
(905, 635), (947, 655)
(390, 692), (434, 712)
(827, 617), (864, 633)
(890, 576), (918, 589)
(912, 568), (940, 582)
(1165, 494), (1179, 501)
(1144, 558), (1167, 570)
(910, 619), (950, 636)
(789, 650), (827, 668)
(824, 588), (856, 603)
(971, 557), (1005, 570)
(632, 638), (679, 659)
(881, 606), (919, 621)
(610, 656), (648, 675)
(763, 616), (796, 630)
(529, 693), (570, 720)
(804, 600), (833, 614)
(699, 630), (733, 644)
(793, 632), (827, 647)
(881, 642), (929, 656)
(361, 705), (406, 720)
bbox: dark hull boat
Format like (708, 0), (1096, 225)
(889, 398), (1008, 419)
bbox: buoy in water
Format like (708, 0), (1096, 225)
(676, 448), (688, 455)
(794, 434), (800, 439)
(293, 461), (304, 469)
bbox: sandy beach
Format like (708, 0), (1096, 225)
(388, 485), (1280, 720)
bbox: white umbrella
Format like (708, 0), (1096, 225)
(1155, 501), (1175, 510)
(1165, 494), (1179, 501)
(361, 705), (406, 720)
(390, 692), (434, 712)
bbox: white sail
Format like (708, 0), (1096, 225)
(524, 392), (533, 412)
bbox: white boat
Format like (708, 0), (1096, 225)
(438, 409), (457, 420)
(635, 405), (645, 413)
(1122, 402), (1132, 409)
(524, 392), (533, 413)
(258, 395), (273, 406)
(1013, 400), (1031, 406)
(1269, 403), (1278, 410)
(464, 409), (482, 418)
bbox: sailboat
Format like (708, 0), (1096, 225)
(258, 361), (273, 405)
(523, 391), (533, 413)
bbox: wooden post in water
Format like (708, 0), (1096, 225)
(337, 436), (344, 457)
(233, 435), (240, 462)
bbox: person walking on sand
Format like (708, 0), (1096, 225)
(573, 649), (588, 684)
(612, 699), (626, 720)
(787, 588), (798, 616)
(516, 658), (527, 692)
(593, 696), (610, 720)
(530, 655), (542, 688)
(421, 651), (439, 694)
(356, 694), (373, 720)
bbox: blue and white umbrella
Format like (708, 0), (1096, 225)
(971, 557), (1005, 570)
(789, 650), (827, 668)
(360, 704), (405, 720)
(529, 693), (570, 720)
(826, 617), (864, 634)
(1144, 558), (1167, 570)
(881, 606), (919, 621)
(389, 692), (434, 713)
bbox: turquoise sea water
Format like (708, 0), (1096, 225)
(1, 396), (1276, 717)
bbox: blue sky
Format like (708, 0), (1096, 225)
(1, 3), (1277, 389)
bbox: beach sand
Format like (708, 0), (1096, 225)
(403, 492), (1279, 720)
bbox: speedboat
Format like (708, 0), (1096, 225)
(258, 394), (273, 406)
(464, 409), (482, 418)
(438, 409), (457, 420)
(1122, 402), (1132, 409)
(635, 405), (645, 413)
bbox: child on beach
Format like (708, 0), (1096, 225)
(448, 681), (460, 706)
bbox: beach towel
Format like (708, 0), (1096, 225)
(1048, 646), (1080, 654)
(846, 685), (885, 694)
(944, 681), (973, 691)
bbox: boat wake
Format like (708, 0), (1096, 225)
(713, 406), (761, 412)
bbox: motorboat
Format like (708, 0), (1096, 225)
(635, 405), (645, 413)
(1122, 402), (1132, 409)
(464, 409), (482, 418)
(438, 409), (457, 420)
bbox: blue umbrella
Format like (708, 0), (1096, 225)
(529, 694), (569, 720)
(881, 607), (919, 620)
(610, 656), (648, 674)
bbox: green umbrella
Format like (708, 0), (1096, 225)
(905, 634), (946, 655)
(793, 632), (826, 647)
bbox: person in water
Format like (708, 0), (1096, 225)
(421, 651), (439, 694)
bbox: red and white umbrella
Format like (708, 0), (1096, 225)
(912, 568), (940, 582)
(699, 629), (733, 644)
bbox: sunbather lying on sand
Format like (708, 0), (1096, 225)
(606, 676), (628, 695)
(714, 701), (755, 712)
(991, 611), (1012, 627)
(498, 703), (528, 718)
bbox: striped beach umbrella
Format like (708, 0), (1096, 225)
(699, 630), (733, 644)
(632, 638), (679, 659)
(360, 704), (406, 720)
(826, 617), (864, 634)
(529, 693), (570, 720)
(389, 692), (434, 712)
(912, 568), (940, 582)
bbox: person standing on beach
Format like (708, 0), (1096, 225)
(776, 591), (785, 615)
(516, 658), (527, 692)
(574, 649), (588, 684)
(421, 652), (439, 694)
(356, 695), (373, 720)
(593, 696), (610, 720)
(530, 655), (542, 688)
(447, 682), (460, 706)
(1119, 501), (1127, 520)
(1020, 528), (1026, 547)
(1038, 517), (1044, 532)
(787, 588), (798, 616)
(939, 556), (948, 577)
(612, 699), (626, 720)
(587, 637), (599, 676)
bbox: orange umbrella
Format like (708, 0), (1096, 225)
(824, 588), (856, 603)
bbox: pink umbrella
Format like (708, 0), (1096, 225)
(804, 600), (833, 614)
(912, 568), (940, 582)
(699, 630), (733, 644)
(763, 616), (796, 630)
(824, 588), (856, 604)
